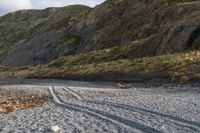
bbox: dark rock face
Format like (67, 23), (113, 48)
(185, 27), (200, 50)
(1, 0), (200, 67)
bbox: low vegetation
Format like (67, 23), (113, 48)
(169, 0), (200, 3)
(0, 48), (199, 84)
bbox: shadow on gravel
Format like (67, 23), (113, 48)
(84, 100), (200, 132)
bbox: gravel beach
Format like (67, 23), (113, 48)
(0, 79), (200, 133)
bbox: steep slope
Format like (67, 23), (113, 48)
(0, 0), (200, 67)
(0, 5), (91, 66)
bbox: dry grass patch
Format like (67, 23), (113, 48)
(0, 89), (50, 114)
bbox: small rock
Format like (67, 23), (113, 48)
(39, 127), (51, 132)
(51, 126), (61, 132)
(117, 83), (132, 89)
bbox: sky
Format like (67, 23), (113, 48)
(0, 0), (105, 16)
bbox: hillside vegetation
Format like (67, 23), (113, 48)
(0, 0), (200, 83)
(0, 48), (199, 84)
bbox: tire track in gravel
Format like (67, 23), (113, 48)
(60, 87), (200, 131)
(83, 100), (200, 132)
(61, 86), (200, 132)
(47, 104), (85, 132)
(49, 86), (162, 133)
(62, 86), (84, 100)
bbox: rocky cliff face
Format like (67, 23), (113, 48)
(0, 0), (200, 67)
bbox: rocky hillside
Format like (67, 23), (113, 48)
(0, 5), (91, 66)
(0, 0), (200, 69)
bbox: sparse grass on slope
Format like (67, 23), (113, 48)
(48, 38), (149, 67)
(169, 0), (200, 3)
